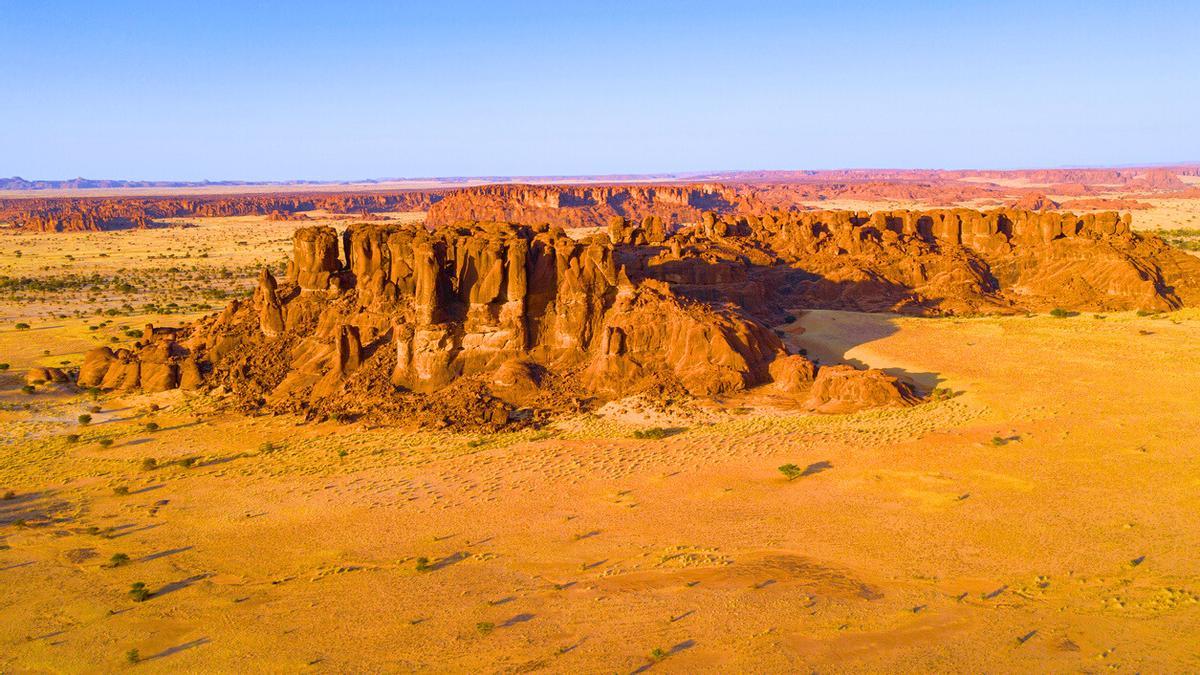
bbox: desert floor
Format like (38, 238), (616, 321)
(2, 216), (1200, 673)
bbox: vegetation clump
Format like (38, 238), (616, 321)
(128, 582), (151, 602)
(778, 464), (803, 481)
(632, 427), (677, 440)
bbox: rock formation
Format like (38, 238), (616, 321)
(424, 183), (744, 231)
(72, 206), (1200, 429)
(0, 191), (444, 232)
(632, 208), (1200, 315)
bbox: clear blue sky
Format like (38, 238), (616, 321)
(2, 1), (1198, 180)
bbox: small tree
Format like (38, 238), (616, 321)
(778, 464), (803, 481)
(128, 582), (151, 602)
(78, 414), (92, 426)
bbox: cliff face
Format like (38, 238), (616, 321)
(629, 208), (1200, 316)
(78, 220), (804, 428)
(74, 207), (1199, 429)
(424, 183), (747, 229)
(0, 191), (444, 232)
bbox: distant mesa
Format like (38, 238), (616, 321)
(5, 165), (1200, 232)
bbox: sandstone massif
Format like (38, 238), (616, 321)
(0, 191), (445, 232)
(72, 206), (1200, 429)
(6, 166), (1200, 232)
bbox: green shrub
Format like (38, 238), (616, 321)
(113, 486), (130, 496)
(108, 553), (130, 567)
(21, 384), (35, 394)
(1048, 308), (1076, 318)
(66, 434), (80, 443)
(14, 322), (30, 330)
(144, 422), (159, 432)
(632, 427), (674, 440)
(140, 458), (157, 471)
(98, 438), (114, 448)
(0, 363), (9, 370)
(126, 648), (140, 664)
(476, 621), (495, 635)
(78, 414), (92, 425)
(778, 464), (803, 481)
(128, 582), (151, 602)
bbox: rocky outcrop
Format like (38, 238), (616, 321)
(803, 365), (919, 413)
(78, 220), (814, 428)
(73, 205), (1200, 429)
(640, 208), (1200, 315)
(78, 342), (190, 393)
(768, 355), (817, 394)
(425, 184), (743, 230)
(0, 191), (444, 232)
(25, 366), (68, 385)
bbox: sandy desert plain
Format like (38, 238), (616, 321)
(2, 190), (1200, 674)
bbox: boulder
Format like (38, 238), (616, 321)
(768, 354), (816, 393)
(803, 365), (918, 413)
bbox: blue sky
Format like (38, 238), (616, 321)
(2, 1), (1198, 180)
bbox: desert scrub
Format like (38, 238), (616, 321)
(778, 464), (803, 481)
(1159, 227), (1200, 251)
(140, 458), (157, 471)
(632, 427), (679, 440)
(78, 414), (92, 425)
(128, 582), (151, 602)
(476, 621), (495, 635)
(930, 387), (955, 401)
(98, 438), (114, 448)
(107, 553), (130, 568)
